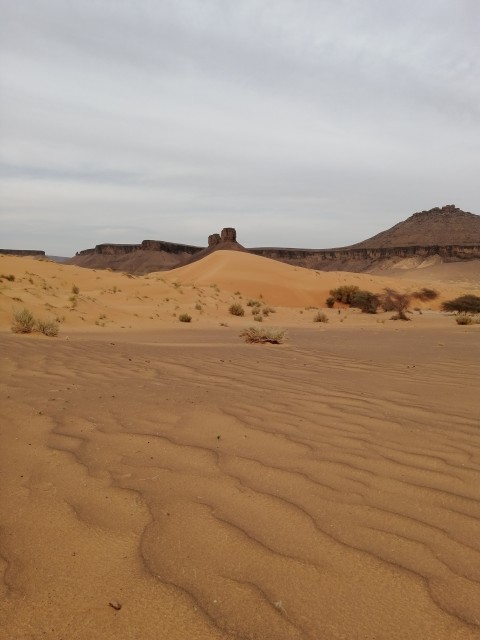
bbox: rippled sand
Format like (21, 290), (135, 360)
(1, 326), (479, 639)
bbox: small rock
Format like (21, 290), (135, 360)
(109, 600), (122, 611)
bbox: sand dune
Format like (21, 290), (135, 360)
(1, 252), (479, 334)
(1, 252), (480, 639)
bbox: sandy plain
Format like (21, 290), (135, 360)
(1, 251), (480, 639)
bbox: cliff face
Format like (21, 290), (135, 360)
(0, 249), (45, 257)
(251, 244), (480, 271)
(69, 231), (239, 273)
(77, 239), (202, 257)
(70, 206), (480, 274)
(250, 205), (480, 271)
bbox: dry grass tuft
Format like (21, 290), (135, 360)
(11, 308), (35, 333)
(11, 308), (59, 336)
(229, 303), (245, 316)
(36, 318), (60, 336)
(239, 326), (286, 344)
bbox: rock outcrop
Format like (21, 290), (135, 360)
(0, 249), (45, 257)
(69, 228), (244, 273)
(69, 206), (480, 274)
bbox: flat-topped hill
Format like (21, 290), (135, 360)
(69, 205), (480, 274)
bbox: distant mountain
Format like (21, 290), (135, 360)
(69, 205), (480, 274)
(351, 205), (480, 249)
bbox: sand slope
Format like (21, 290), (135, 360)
(2, 252), (479, 335)
(1, 252), (480, 638)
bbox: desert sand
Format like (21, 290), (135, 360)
(1, 251), (480, 639)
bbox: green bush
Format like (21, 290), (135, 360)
(178, 313), (192, 323)
(229, 303), (245, 316)
(350, 290), (380, 314)
(442, 295), (480, 314)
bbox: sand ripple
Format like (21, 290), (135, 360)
(1, 328), (480, 639)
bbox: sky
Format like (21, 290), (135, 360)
(1, 0), (479, 256)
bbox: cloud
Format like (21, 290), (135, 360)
(1, 0), (479, 255)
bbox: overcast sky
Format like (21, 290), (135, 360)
(1, 0), (479, 256)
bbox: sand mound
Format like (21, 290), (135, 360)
(1, 252), (479, 334)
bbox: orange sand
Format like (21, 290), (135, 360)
(1, 252), (480, 639)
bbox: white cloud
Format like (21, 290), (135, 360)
(1, 0), (479, 255)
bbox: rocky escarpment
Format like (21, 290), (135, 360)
(76, 239), (202, 257)
(251, 243), (480, 272)
(69, 229), (242, 273)
(69, 205), (480, 274)
(0, 249), (46, 257)
(252, 205), (480, 271)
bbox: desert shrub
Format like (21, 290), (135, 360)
(36, 318), (59, 336)
(380, 288), (411, 320)
(247, 299), (261, 308)
(253, 313), (263, 322)
(1, 274), (15, 282)
(350, 290), (380, 314)
(178, 313), (192, 323)
(72, 284), (80, 295)
(229, 303), (245, 316)
(11, 308), (35, 333)
(313, 311), (328, 323)
(240, 327), (286, 344)
(195, 303), (202, 311)
(441, 295), (480, 314)
(263, 306), (276, 314)
(455, 313), (474, 325)
(329, 285), (359, 305)
(326, 296), (335, 308)
(413, 287), (439, 302)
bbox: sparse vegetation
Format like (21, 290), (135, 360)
(329, 285), (359, 305)
(179, 313), (192, 323)
(35, 318), (59, 337)
(442, 295), (480, 314)
(253, 314), (263, 322)
(11, 308), (35, 333)
(11, 308), (59, 336)
(229, 303), (245, 316)
(455, 313), (474, 325)
(326, 296), (335, 308)
(380, 288), (412, 320)
(413, 287), (439, 302)
(350, 290), (380, 314)
(72, 284), (80, 295)
(240, 327), (286, 344)
(1, 274), (15, 282)
(313, 311), (328, 323)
